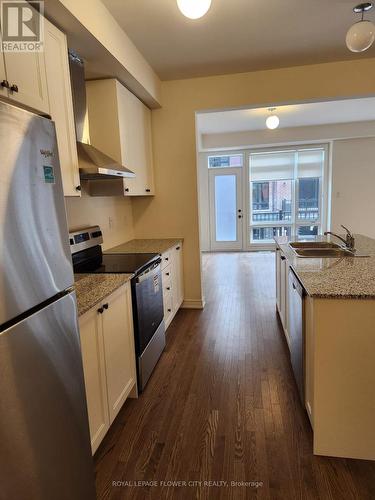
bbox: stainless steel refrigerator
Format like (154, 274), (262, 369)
(0, 101), (96, 499)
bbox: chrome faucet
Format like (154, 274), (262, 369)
(324, 225), (355, 251)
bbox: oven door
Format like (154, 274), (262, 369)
(132, 260), (164, 355)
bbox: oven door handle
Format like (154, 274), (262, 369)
(136, 262), (161, 284)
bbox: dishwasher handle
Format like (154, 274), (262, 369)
(289, 268), (304, 298)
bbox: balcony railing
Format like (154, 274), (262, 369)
(252, 199), (319, 222)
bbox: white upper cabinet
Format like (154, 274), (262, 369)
(44, 18), (81, 197)
(117, 83), (154, 195)
(2, 48), (49, 115)
(0, 5), (49, 115)
(86, 78), (155, 196)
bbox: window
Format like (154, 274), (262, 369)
(208, 154), (243, 168)
(249, 147), (327, 244)
(252, 182), (270, 210)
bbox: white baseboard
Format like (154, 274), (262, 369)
(181, 299), (206, 310)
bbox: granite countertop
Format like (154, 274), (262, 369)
(74, 273), (133, 316)
(275, 234), (375, 299)
(106, 238), (183, 255)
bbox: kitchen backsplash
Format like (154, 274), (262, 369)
(65, 187), (134, 250)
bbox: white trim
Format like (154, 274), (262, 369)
(181, 299), (206, 310)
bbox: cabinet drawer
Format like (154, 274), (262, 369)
(162, 264), (172, 283)
(163, 291), (173, 324)
(161, 251), (172, 270)
(162, 278), (172, 296)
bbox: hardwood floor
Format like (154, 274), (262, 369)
(94, 252), (375, 500)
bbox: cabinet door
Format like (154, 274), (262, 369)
(79, 306), (110, 454)
(117, 82), (154, 196)
(163, 290), (174, 329)
(102, 283), (136, 423)
(0, 34), (7, 99)
(44, 19), (80, 196)
(172, 244), (184, 312)
(280, 255), (290, 345)
(2, 9), (49, 115)
(276, 248), (281, 311)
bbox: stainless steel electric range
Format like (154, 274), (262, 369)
(70, 226), (166, 392)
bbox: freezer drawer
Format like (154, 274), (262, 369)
(0, 101), (73, 326)
(0, 292), (96, 500)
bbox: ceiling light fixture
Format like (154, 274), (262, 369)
(176, 0), (212, 19)
(346, 2), (375, 52)
(266, 108), (280, 130)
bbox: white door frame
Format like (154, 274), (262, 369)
(209, 167), (243, 251)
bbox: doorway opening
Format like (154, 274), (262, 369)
(196, 96), (375, 259)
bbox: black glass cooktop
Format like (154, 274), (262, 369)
(74, 251), (160, 275)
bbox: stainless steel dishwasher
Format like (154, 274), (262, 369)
(288, 268), (305, 402)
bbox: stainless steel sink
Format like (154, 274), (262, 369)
(289, 241), (341, 249)
(293, 248), (354, 258)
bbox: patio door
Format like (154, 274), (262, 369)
(209, 167), (243, 250)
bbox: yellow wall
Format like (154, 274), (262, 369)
(65, 189), (134, 251)
(132, 58), (375, 303)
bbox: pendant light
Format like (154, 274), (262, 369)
(346, 3), (375, 52)
(266, 108), (280, 130)
(177, 0), (212, 19)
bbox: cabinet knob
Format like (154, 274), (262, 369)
(145, 188), (151, 193)
(238, 215), (243, 219)
(125, 188), (129, 192)
(103, 303), (109, 310)
(165, 257), (169, 261)
(1, 80), (9, 89)
(176, 246), (180, 250)
(97, 307), (104, 314)
(75, 185), (82, 191)
(166, 272), (170, 276)
(10, 84), (18, 93)
(167, 308), (172, 313)
(167, 287), (171, 291)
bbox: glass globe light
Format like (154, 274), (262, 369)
(346, 20), (375, 52)
(266, 115), (280, 130)
(177, 0), (212, 19)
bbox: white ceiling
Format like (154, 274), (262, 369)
(102, 0), (375, 80)
(197, 98), (375, 134)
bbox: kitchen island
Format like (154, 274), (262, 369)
(275, 234), (375, 461)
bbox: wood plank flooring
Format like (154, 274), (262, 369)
(94, 252), (375, 500)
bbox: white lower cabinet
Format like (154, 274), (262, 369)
(161, 243), (184, 329)
(275, 247), (290, 346)
(78, 283), (137, 454)
(101, 285), (137, 423)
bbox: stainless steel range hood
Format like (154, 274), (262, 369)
(68, 51), (135, 180)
